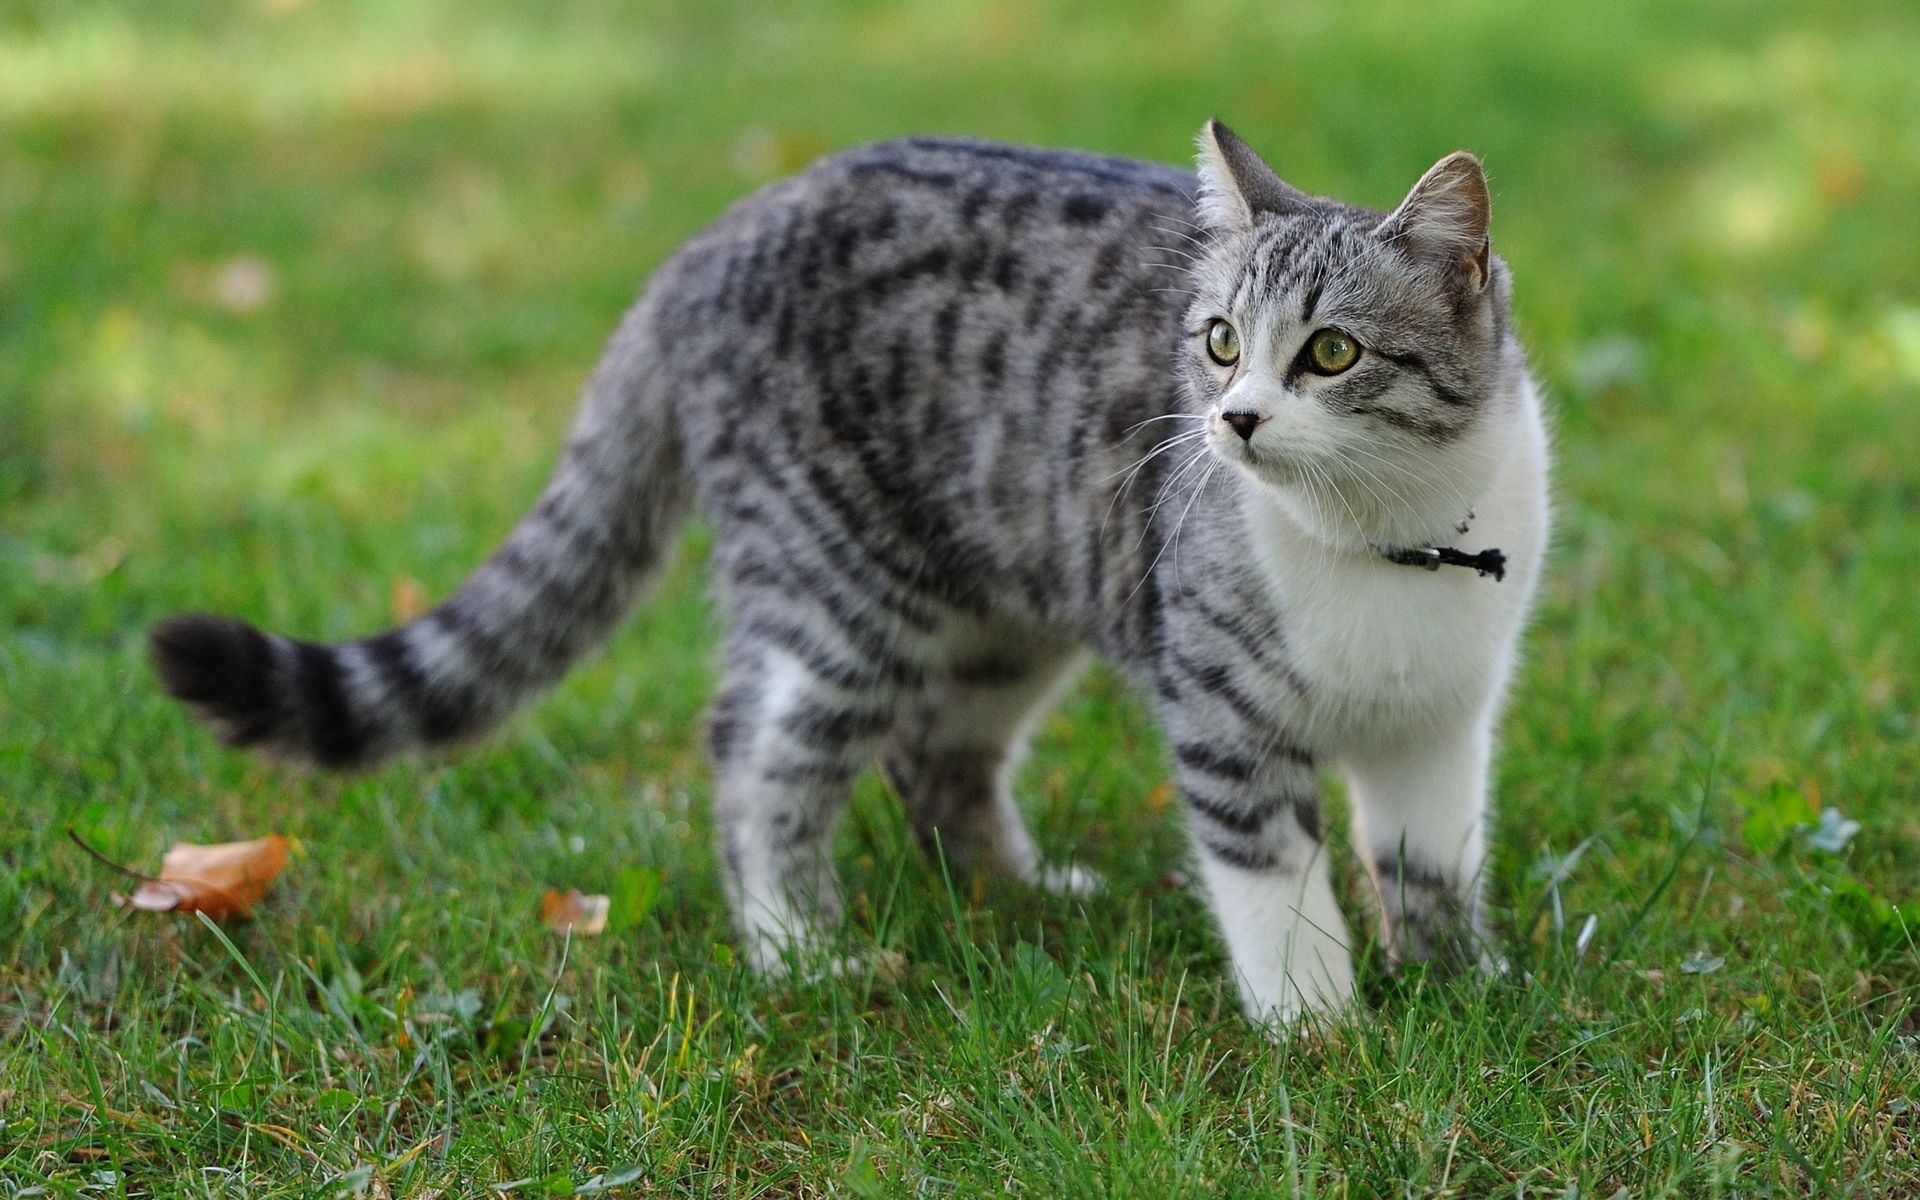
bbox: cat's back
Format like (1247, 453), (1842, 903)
(641, 136), (1201, 629)
(818, 135), (1198, 223)
(648, 136), (1199, 345)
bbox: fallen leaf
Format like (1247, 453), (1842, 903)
(389, 575), (430, 622)
(114, 835), (290, 921)
(539, 888), (609, 936)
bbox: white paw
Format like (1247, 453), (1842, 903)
(1243, 987), (1356, 1040)
(1033, 862), (1105, 896)
(1236, 955), (1359, 1039)
(752, 944), (907, 986)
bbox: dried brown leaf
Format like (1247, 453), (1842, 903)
(540, 888), (610, 936)
(114, 835), (291, 921)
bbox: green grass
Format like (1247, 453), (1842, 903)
(5, 0), (1919, 1194)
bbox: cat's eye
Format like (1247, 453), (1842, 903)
(1305, 328), (1360, 375)
(1205, 319), (1240, 367)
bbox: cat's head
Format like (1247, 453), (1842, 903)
(1180, 119), (1527, 549)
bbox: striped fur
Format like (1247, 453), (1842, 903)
(152, 122), (1550, 1029)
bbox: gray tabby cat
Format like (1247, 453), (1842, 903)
(152, 120), (1549, 1028)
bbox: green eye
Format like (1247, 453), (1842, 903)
(1305, 328), (1360, 375)
(1205, 319), (1240, 367)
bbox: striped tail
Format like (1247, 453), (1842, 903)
(150, 311), (690, 769)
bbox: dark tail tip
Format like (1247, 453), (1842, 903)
(149, 613), (284, 748)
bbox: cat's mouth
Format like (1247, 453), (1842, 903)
(1213, 433), (1307, 487)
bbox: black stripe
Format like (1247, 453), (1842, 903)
(781, 702), (896, 746)
(1195, 833), (1278, 872)
(932, 301), (961, 368)
(1168, 651), (1267, 729)
(954, 242), (990, 288)
(1062, 192), (1111, 224)
(998, 187), (1039, 230)
(734, 547), (915, 649)
(1372, 347), (1473, 407)
(706, 684), (755, 764)
(991, 250), (1022, 292)
(761, 760), (857, 787)
(894, 138), (1192, 197)
(844, 159), (959, 189)
(1374, 851), (1454, 897)
(958, 185), (993, 224)
(762, 469), (947, 625)
(979, 329), (1007, 390)
(1293, 796), (1324, 843)
(794, 462), (939, 594)
(741, 614), (926, 691)
(1183, 788), (1268, 836)
(362, 628), (474, 744)
(855, 246), (953, 300)
(1336, 394), (1460, 443)
(1086, 237), (1127, 293)
(490, 540), (544, 585)
(1179, 595), (1310, 699)
(1174, 742), (1264, 783)
(1299, 275), (1324, 323)
(294, 641), (362, 766)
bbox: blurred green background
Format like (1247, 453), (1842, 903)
(3, 0), (1917, 1195)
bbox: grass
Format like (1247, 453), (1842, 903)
(4, 0), (1919, 1194)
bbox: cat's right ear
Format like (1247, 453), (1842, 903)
(1375, 151), (1492, 291)
(1195, 118), (1311, 233)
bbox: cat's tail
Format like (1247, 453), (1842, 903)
(149, 304), (691, 769)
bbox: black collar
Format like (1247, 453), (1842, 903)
(1375, 508), (1506, 581)
(1377, 543), (1507, 581)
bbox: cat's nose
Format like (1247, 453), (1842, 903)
(1221, 411), (1264, 441)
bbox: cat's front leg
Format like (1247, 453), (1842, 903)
(1166, 726), (1355, 1030)
(1342, 719), (1498, 971)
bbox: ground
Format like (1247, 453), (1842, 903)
(3, 0), (1918, 1195)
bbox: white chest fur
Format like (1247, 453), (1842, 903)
(1244, 409), (1550, 755)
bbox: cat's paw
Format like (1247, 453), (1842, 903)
(1033, 862), (1104, 896)
(1243, 987), (1359, 1041)
(1236, 955), (1359, 1040)
(747, 932), (908, 986)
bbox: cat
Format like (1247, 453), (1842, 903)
(150, 120), (1549, 1029)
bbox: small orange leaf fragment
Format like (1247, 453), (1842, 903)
(1144, 779), (1177, 814)
(389, 575), (430, 622)
(119, 835), (290, 921)
(539, 888), (610, 936)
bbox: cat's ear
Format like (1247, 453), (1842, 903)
(1376, 151), (1492, 291)
(1195, 118), (1311, 232)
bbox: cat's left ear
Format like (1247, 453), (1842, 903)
(1376, 151), (1492, 291)
(1195, 118), (1311, 232)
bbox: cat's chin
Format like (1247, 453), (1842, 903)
(1228, 448), (1469, 552)
(1214, 440), (1314, 492)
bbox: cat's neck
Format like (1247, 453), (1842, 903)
(1239, 385), (1546, 574)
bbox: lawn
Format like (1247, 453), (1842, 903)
(4, 0), (1919, 1194)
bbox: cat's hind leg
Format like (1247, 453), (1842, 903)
(881, 630), (1095, 893)
(706, 622), (929, 974)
